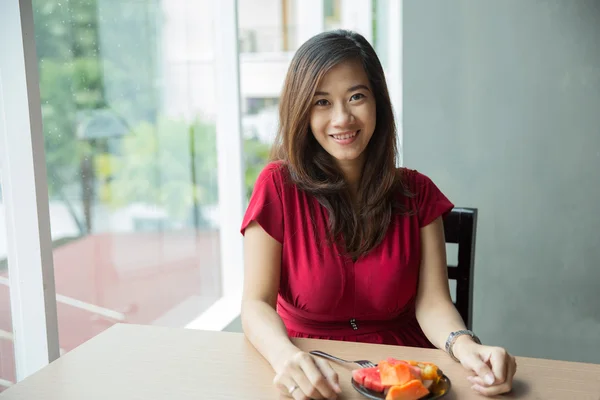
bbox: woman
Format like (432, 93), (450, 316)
(240, 30), (516, 399)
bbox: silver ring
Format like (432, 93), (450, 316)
(288, 385), (298, 395)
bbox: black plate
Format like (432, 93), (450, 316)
(351, 372), (451, 399)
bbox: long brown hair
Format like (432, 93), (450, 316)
(271, 30), (411, 259)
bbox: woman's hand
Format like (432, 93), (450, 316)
(272, 350), (342, 400)
(453, 338), (517, 396)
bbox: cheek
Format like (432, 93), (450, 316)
(362, 105), (377, 132)
(309, 113), (328, 136)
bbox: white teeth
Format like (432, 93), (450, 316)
(332, 131), (358, 140)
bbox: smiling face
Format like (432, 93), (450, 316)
(309, 59), (376, 172)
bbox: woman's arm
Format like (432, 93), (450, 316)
(414, 216), (472, 351)
(415, 217), (517, 396)
(241, 221), (296, 370)
(241, 221), (341, 399)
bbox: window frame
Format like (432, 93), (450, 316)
(0, 0), (60, 382)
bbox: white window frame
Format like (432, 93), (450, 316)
(378, 0), (403, 165)
(295, 0), (325, 45)
(340, 0), (373, 43)
(0, 0), (60, 382)
(185, 0), (246, 332)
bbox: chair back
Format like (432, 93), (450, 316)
(443, 207), (478, 330)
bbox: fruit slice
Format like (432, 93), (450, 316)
(406, 360), (440, 381)
(385, 380), (430, 400)
(378, 360), (413, 386)
(352, 368), (366, 385)
(385, 358), (422, 379)
(352, 367), (385, 392)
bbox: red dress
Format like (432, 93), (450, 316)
(240, 161), (454, 348)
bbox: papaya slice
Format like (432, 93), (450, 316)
(385, 358), (423, 379)
(385, 380), (430, 400)
(378, 360), (413, 386)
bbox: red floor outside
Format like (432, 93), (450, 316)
(0, 230), (221, 391)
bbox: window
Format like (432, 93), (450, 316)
(324, 0), (341, 31)
(238, 1), (291, 198)
(0, 178), (16, 392)
(33, 0), (223, 355)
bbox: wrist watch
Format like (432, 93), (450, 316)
(445, 330), (481, 362)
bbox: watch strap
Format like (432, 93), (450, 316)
(445, 330), (481, 362)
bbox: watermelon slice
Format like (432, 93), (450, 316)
(352, 367), (385, 392)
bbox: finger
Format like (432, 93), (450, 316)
(471, 380), (512, 397)
(470, 356), (517, 397)
(273, 373), (305, 399)
(289, 364), (325, 400)
(314, 358), (342, 394)
(291, 384), (310, 400)
(297, 354), (337, 399)
(487, 348), (508, 383)
(462, 354), (495, 386)
(466, 375), (486, 387)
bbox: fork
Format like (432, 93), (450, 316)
(309, 350), (377, 368)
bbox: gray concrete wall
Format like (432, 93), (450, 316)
(403, 0), (600, 363)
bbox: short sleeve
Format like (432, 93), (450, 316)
(413, 171), (455, 227)
(240, 163), (285, 243)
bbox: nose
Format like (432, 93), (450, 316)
(332, 103), (354, 127)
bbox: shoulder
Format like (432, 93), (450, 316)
(396, 167), (454, 226)
(251, 161), (298, 200)
(396, 167), (434, 192)
(254, 161), (289, 187)
(258, 160), (287, 178)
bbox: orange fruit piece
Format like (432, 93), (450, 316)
(405, 360), (440, 381)
(385, 380), (430, 400)
(378, 360), (413, 386)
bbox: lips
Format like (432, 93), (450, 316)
(330, 130), (360, 140)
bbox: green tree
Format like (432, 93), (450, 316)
(95, 116), (218, 228)
(34, 0), (160, 234)
(243, 137), (271, 199)
(95, 116), (272, 228)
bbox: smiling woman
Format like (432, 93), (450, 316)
(240, 30), (517, 400)
(270, 30), (403, 259)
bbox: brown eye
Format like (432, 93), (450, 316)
(350, 93), (365, 101)
(315, 99), (330, 106)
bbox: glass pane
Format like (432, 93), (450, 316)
(238, 0), (293, 198)
(324, 0), (341, 31)
(33, 0), (221, 354)
(0, 174), (16, 392)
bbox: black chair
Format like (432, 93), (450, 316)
(443, 207), (477, 330)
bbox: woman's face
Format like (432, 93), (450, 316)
(309, 59), (376, 168)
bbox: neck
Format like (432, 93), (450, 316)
(336, 156), (365, 197)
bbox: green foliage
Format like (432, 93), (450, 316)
(33, 0), (160, 232)
(96, 117), (218, 223)
(96, 117), (271, 225)
(33, 0), (272, 231)
(244, 136), (271, 199)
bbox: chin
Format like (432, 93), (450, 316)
(330, 150), (364, 162)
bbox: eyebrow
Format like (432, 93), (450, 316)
(314, 84), (371, 96)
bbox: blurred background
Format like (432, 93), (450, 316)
(1, 0), (599, 392)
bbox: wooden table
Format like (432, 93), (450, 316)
(1, 324), (599, 399)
